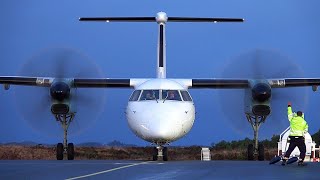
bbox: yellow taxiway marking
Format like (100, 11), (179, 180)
(65, 161), (150, 180)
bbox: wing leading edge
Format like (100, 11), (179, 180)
(268, 78), (320, 88)
(191, 79), (249, 88)
(181, 78), (320, 89)
(1, 77), (320, 90)
(0, 76), (52, 87)
(0, 76), (148, 89)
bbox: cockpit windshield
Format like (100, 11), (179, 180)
(129, 89), (192, 102)
(140, 90), (159, 101)
(129, 90), (141, 101)
(162, 90), (182, 101)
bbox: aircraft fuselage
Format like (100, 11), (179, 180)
(125, 79), (195, 145)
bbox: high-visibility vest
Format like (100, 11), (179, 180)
(287, 106), (308, 136)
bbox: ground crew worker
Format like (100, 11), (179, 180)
(282, 102), (309, 166)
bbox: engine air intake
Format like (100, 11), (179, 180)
(252, 105), (270, 116)
(51, 104), (69, 114)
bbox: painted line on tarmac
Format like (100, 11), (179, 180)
(65, 161), (150, 180)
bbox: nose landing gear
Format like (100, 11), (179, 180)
(246, 114), (266, 161)
(152, 144), (169, 161)
(55, 114), (75, 160)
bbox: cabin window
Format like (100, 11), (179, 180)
(129, 90), (141, 101)
(180, 90), (192, 101)
(162, 90), (182, 101)
(140, 90), (159, 101)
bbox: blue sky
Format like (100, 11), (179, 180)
(1, 0), (320, 146)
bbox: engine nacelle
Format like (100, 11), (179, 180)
(245, 80), (271, 116)
(50, 97), (78, 115)
(50, 82), (70, 101)
(50, 79), (76, 115)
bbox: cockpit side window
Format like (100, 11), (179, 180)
(129, 90), (141, 101)
(140, 90), (159, 101)
(162, 90), (182, 101)
(180, 90), (192, 101)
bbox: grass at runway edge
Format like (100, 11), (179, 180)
(0, 145), (277, 160)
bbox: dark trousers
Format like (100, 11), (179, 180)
(284, 136), (306, 160)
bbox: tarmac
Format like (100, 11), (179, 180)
(0, 160), (319, 180)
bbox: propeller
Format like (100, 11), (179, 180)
(217, 49), (309, 138)
(13, 47), (106, 137)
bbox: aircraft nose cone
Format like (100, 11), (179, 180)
(148, 124), (174, 139)
(126, 101), (195, 143)
(146, 114), (180, 141)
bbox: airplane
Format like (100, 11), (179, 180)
(1, 12), (320, 161)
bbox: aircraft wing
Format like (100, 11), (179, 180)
(0, 76), (148, 89)
(189, 79), (249, 88)
(175, 78), (320, 89)
(267, 78), (320, 88)
(0, 76), (52, 87)
(73, 78), (143, 88)
(2, 76), (320, 89)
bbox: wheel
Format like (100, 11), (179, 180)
(152, 147), (158, 161)
(163, 147), (168, 161)
(56, 143), (64, 160)
(67, 143), (75, 160)
(315, 150), (319, 158)
(247, 144), (254, 160)
(258, 143), (264, 161)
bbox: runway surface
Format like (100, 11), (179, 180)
(0, 160), (319, 180)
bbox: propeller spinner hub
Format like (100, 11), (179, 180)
(156, 12), (168, 24)
(50, 82), (71, 101)
(252, 83), (271, 102)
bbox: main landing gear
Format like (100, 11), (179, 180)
(246, 114), (266, 161)
(152, 144), (168, 161)
(55, 114), (75, 160)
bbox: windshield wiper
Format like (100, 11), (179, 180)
(152, 90), (158, 103)
(163, 95), (168, 103)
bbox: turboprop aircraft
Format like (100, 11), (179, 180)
(1, 12), (320, 161)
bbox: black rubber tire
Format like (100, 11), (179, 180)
(258, 143), (264, 161)
(56, 143), (64, 160)
(152, 147), (158, 161)
(315, 150), (319, 158)
(247, 144), (254, 160)
(67, 143), (75, 160)
(163, 147), (168, 161)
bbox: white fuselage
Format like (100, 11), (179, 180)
(125, 79), (195, 145)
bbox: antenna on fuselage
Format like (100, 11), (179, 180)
(79, 12), (244, 79)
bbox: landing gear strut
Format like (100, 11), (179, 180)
(152, 145), (168, 161)
(246, 114), (266, 161)
(55, 114), (75, 160)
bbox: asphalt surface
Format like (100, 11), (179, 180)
(0, 160), (319, 180)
